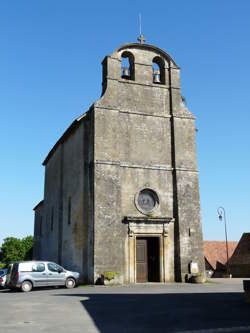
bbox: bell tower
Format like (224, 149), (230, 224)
(92, 41), (205, 283)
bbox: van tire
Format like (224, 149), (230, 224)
(66, 278), (75, 289)
(21, 280), (32, 292)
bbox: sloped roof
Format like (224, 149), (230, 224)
(33, 200), (44, 211)
(42, 112), (89, 166)
(204, 240), (238, 270)
(229, 233), (250, 265)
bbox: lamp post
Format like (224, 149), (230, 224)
(217, 206), (230, 276)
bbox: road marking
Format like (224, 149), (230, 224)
(177, 326), (250, 333)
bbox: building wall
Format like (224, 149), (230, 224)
(229, 233), (250, 277)
(37, 115), (94, 283)
(230, 265), (250, 277)
(40, 145), (62, 262)
(33, 202), (43, 259)
(61, 116), (94, 282)
(93, 44), (205, 283)
(35, 43), (205, 284)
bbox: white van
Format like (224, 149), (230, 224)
(9, 261), (80, 292)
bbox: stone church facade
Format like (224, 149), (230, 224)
(33, 41), (205, 284)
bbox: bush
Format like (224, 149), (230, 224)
(103, 271), (120, 281)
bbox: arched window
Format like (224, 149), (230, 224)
(152, 56), (165, 84)
(121, 51), (135, 80)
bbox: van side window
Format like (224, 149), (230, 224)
(32, 263), (45, 272)
(48, 262), (61, 272)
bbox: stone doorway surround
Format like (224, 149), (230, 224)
(124, 217), (175, 283)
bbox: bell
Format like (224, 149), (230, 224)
(153, 70), (161, 83)
(122, 67), (130, 78)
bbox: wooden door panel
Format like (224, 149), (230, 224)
(136, 239), (148, 283)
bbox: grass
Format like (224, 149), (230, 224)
(204, 279), (221, 284)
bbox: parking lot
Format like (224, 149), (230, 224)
(0, 279), (250, 333)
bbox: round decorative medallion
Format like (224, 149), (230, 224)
(135, 188), (159, 215)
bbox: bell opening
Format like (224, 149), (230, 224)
(153, 69), (161, 84)
(152, 57), (165, 85)
(122, 67), (130, 79)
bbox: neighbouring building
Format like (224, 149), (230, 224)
(229, 233), (250, 277)
(33, 38), (205, 284)
(204, 240), (238, 277)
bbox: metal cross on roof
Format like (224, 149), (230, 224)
(137, 34), (146, 44)
(137, 13), (146, 44)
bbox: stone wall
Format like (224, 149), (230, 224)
(35, 42), (205, 284)
(93, 43), (205, 283)
(33, 201), (43, 259)
(40, 145), (62, 262)
(38, 114), (94, 283)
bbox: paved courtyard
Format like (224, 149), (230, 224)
(0, 279), (250, 333)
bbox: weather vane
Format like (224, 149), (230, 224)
(137, 13), (145, 44)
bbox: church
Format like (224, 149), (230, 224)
(33, 37), (205, 284)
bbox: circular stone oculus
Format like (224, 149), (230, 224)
(137, 189), (159, 213)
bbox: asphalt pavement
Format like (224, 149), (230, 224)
(0, 278), (249, 333)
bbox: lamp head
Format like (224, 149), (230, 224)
(217, 207), (224, 221)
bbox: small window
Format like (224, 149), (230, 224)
(121, 51), (135, 80)
(32, 263), (45, 272)
(152, 57), (165, 84)
(46, 213), (49, 234)
(68, 197), (71, 225)
(51, 207), (54, 231)
(48, 262), (62, 273)
(39, 216), (42, 237)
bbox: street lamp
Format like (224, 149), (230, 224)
(217, 206), (230, 277)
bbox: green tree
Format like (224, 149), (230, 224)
(22, 236), (33, 260)
(0, 236), (33, 264)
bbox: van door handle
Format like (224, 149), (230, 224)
(49, 273), (52, 275)
(42, 273), (46, 275)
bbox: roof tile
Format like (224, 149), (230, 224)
(204, 241), (238, 270)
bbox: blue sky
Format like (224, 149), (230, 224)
(0, 0), (249, 245)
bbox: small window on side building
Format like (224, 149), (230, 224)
(39, 216), (42, 237)
(51, 207), (54, 231)
(68, 197), (71, 225)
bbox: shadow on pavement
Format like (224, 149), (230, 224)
(0, 286), (63, 293)
(55, 292), (250, 332)
(0, 288), (19, 293)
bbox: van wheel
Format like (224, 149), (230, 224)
(66, 278), (75, 289)
(21, 281), (32, 292)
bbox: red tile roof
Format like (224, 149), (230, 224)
(204, 241), (238, 270)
